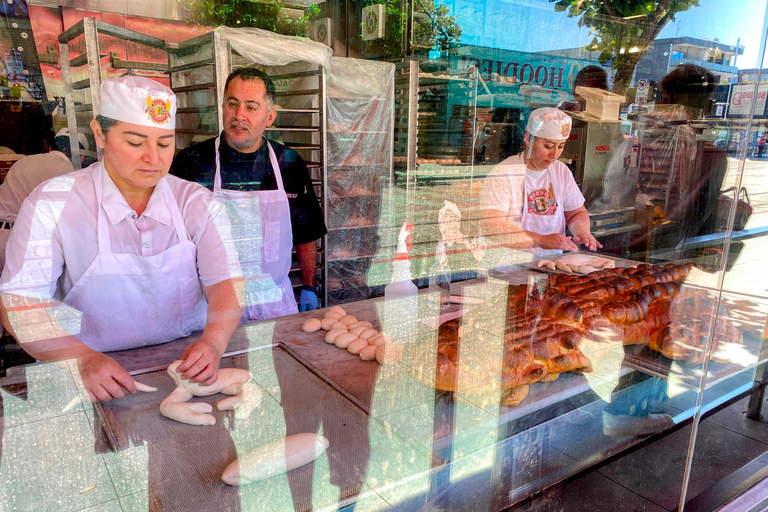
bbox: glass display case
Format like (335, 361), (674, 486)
(1, 0), (768, 510)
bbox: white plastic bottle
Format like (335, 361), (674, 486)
(428, 239), (452, 309)
(383, 222), (418, 344)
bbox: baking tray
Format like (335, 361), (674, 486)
(95, 345), (445, 511)
(94, 348), (371, 510)
(522, 253), (637, 275)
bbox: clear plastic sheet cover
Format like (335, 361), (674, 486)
(325, 58), (395, 304)
(215, 27), (333, 68)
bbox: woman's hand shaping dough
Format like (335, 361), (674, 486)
(77, 351), (136, 402)
(176, 338), (223, 385)
(166, 360), (251, 397)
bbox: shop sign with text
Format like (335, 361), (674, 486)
(730, 84), (768, 116)
(448, 46), (598, 109)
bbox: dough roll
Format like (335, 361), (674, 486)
(221, 433), (330, 486)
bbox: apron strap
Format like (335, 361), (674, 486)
(266, 142), (285, 192)
(92, 164), (113, 254)
(213, 135), (223, 192)
(213, 135), (284, 192)
(162, 180), (191, 243)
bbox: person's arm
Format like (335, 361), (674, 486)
(285, 147), (325, 311)
(176, 185), (246, 384)
(176, 277), (244, 385)
(297, 241), (317, 286)
(0, 296), (138, 402)
(297, 241), (319, 311)
(565, 206), (602, 251)
(481, 209), (580, 252)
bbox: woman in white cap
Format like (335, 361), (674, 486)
(480, 107), (601, 258)
(0, 76), (243, 402)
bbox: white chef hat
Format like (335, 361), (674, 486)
(99, 76), (176, 130)
(55, 127), (89, 152)
(526, 107), (572, 141)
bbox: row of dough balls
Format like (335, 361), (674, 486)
(302, 306), (388, 364)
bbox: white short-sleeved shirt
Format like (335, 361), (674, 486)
(0, 151), (74, 222)
(480, 154), (584, 258)
(0, 162), (240, 301)
(0, 151), (75, 271)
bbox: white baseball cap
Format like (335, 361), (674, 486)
(55, 128), (89, 152)
(526, 107), (572, 140)
(99, 76), (176, 130)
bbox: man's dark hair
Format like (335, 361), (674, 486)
(574, 65), (609, 91)
(53, 135), (85, 158)
(224, 67), (275, 107)
(659, 63), (717, 110)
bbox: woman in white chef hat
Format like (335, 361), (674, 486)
(0, 76), (243, 402)
(480, 107), (601, 258)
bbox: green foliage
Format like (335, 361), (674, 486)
(550, 0), (700, 93)
(361, 0), (461, 58)
(361, 0), (407, 58)
(413, 0), (462, 52)
(185, 0), (320, 36)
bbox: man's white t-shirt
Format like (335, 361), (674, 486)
(480, 153), (585, 258)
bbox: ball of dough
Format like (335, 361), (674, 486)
(349, 326), (367, 336)
(331, 322), (347, 331)
(359, 328), (378, 340)
(320, 318), (337, 331)
(348, 338), (369, 355)
(328, 306), (346, 316)
(324, 311), (343, 320)
(370, 333), (386, 346)
(375, 344), (386, 364)
(348, 321), (373, 330)
(360, 345), (377, 361)
(339, 315), (358, 326)
(302, 319), (322, 333)
(334, 332), (357, 349)
(325, 328), (347, 344)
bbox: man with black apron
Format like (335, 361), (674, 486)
(172, 68), (327, 321)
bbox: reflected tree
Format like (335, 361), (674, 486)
(550, 0), (700, 95)
(362, 0), (461, 58)
(412, 0), (462, 52)
(184, 0), (320, 36)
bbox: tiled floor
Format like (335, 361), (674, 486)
(517, 394), (768, 512)
(515, 471), (667, 512)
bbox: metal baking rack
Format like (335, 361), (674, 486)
(393, 60), (478, 190)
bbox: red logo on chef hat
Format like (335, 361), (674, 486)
(561, 122), (570, 138)
(145, 95), (171, 124)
